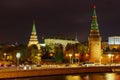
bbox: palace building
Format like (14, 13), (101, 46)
(108, 36), (120, 49)
(44, 38), (79, 50)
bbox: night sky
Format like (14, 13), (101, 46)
(0, 0), (120, 44)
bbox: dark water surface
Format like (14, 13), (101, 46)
(4, 73), (120, 80)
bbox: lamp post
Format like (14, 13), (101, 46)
(108, 54), (114, 64)
(4, 53), (7, 60)
(37, 53), (41, 65)
(75, 53), (79, 64)
(69, 54), (72, 64)
(16, 52), (21, 69)
(111, 54), (114, 64)
(100, 56), (102, 64)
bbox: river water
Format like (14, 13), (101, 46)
(4, 73), (120, 80)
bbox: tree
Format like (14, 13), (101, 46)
(16, 44), (28, 64)
(54, 44), (64, 64)
(105, 46), (111, 52)
(41, 45), (52, 59)
(27, 44), (39, 64)
(117, 46), (120, 52)
(0, 44), (16, 61)
(65, 43), (80, 63)
(78, 43), (89, 62)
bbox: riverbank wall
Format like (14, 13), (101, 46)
(0, 66), (119, 79)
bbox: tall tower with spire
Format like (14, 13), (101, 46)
(28, 20), (41, 50)
(88, 5), (102, 63)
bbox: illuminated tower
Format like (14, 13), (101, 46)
(88, 5), (102, 63)
(28, 20), (40, 50)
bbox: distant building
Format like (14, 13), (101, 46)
(108, 36), (120, 45)
(28, 20), (41, 50)
(101, 41), (108, 51)
(44, 38), (79, 50)
(108, 36), (120, 49)
(88, 5), (102, 63)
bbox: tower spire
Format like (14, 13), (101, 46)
(28, 19), (41, 50)
(91, 5), (99, 30)
(88, 5), (102, 63)
(32, 20), (36, 34)
(75, 32), (78, 41)
(93, 5), (96, 16)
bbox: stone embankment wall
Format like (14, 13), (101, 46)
(0, 66), (119, 79)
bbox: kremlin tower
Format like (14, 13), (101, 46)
(88, 5), (102, 63)
(28, 20), (41, 50)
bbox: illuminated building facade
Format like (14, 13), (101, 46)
(45, 38), (79, 50)
(88, 6), (102, 63)
(28, 20), (41, 50)
(109, 36), (120, 45)
(101, 41), (108, 51)
(108, 36), (120, 49)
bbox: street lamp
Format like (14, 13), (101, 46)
(37, 53), (41, 65)
(75, 53), (79, 64)
(108, 54), (114, 64)
(100, 56), (103, 64)
(16, 52), (21, 69)
(4, 53), (7, 60)
(69, 54), (72, 64)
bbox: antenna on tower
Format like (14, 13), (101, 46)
(75, 32), (78, 41)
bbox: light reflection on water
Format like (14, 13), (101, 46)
(4, 73), (120, 80)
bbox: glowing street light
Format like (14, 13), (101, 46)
(16, 52), (21, 69)
(37, 53), (41, 65)
(4, 53), (7, 60)
(75, 53), (79, 63)
(108, 54), (114, 64)
(69, 54), (72, 64)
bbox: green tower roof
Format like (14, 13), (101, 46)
(91, 5), (99, 30)
(32, 20), (36, 33)
(93, 5), (96, 16)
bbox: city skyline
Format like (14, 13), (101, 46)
(0, 0), (120, 44)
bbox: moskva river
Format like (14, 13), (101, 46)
(4, 73), (120, 80)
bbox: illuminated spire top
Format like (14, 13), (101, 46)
(93, 5), (96, 16)
(75, 32), (78, 41)
(32, 20), (36, 34)
(93, 5), (96, 9)
(91, 5), (99, 30)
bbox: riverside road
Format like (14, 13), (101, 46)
(0, 64), (120, 79)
